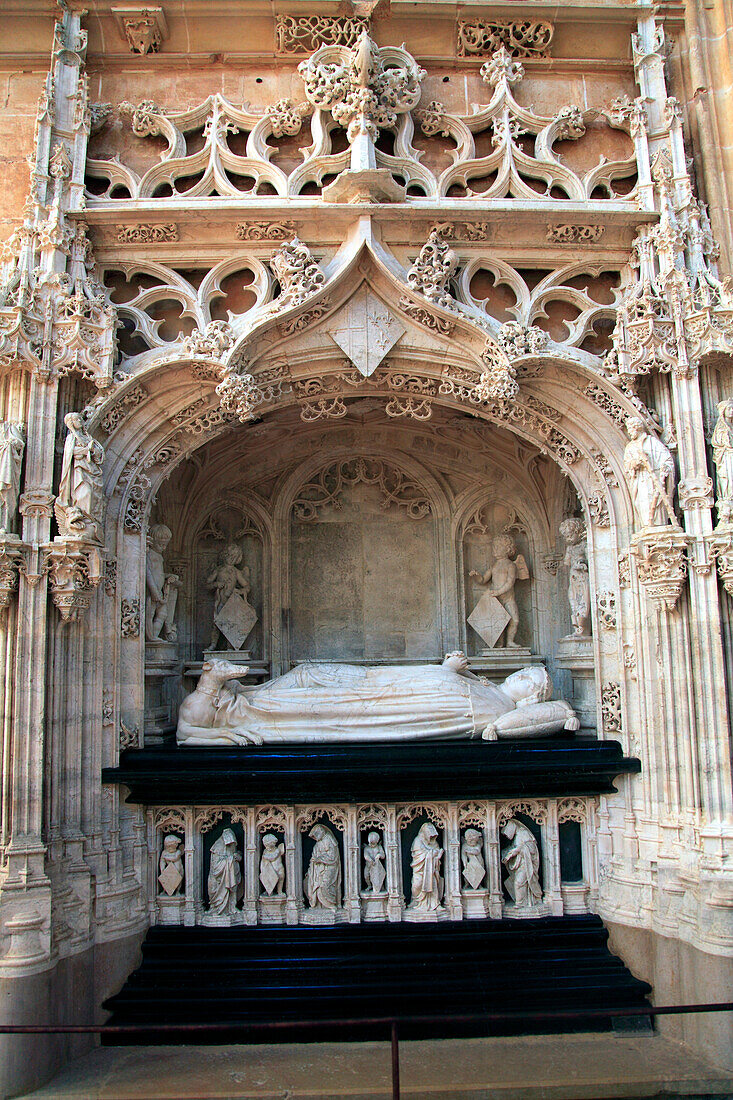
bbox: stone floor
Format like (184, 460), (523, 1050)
(20, 1033), (733, 1099)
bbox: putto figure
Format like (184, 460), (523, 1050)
(176, 653), (579, 747)
(363, 831), (386, 894)
(145, 523), (180, 643)
(469, 533), (529, 648)
(259, 833), (286, 897)
(623, 417), (677, 529)
(206, 541), (255, 651)
(157, 835), (184, 897)
(460, 828), (486, 891)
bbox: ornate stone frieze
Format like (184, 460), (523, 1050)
(236, 221), (297, 241)
(600, 682), (622, 733)
(117, 223), (178, 244)
(429, 222), (489, 242)
(100, 384), (147, 435)
(300, 397), (348, 422)
(216, 369), (264, 424)
(384, 396), (433, 420)
(44, 539), (103, 623)
(547, 225), (605, 244)
(587, 491), (611, 529)
(119, 720), (140, 750)
(630, 528), (688, 612)
(267, 98), (311, 139)
(275, 14), (370, 55)
(120, 597), (141, 638)
(474, 345), (518, 403)
(398, 298), (455, 336)
(457, 19), (554, 58)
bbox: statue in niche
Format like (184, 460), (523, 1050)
(259, 833), (285, 897)
(501, 819), (542, 908)
(408, 822), (444, 913)
(461, 828), (486, 891)
(623, 417), (677, 529)
(468, 534), (529, 649)
(145, 524), (181, 643)
(559, 518), (591, 638)
(207, 828), (242, 917)
(0, 422), (24, 535)
(304, 823), (341, 911)
(55, 412), (105, 540)
(363, 831), (386, 894)
(158, 835), (184, 896)
(712, 399), (733, 526)
(206, 542), (257, 652)
(176, 653), (579, 746)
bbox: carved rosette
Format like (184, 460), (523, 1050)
(630, 528), (688, 612)
(44, 539), (103, 623)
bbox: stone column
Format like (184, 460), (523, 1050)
(385, 805), (403, 921)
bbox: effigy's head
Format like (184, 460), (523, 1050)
(443, 650), (468, 674)
(503, 665), (552, 706)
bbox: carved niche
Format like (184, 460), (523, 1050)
(462, 502), (533, 655)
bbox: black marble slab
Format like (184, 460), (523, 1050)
(103, 738), (639, 804)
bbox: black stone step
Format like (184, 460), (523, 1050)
(103, 915), (651, 1045)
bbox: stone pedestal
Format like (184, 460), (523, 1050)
(259, 894), (286, 924)
(302, 906), (341, 925)
(156, 894), (184, 925)
(555, 636), (596, 730)
(461, 889), (490, 919)
(360, 891), (388, 921)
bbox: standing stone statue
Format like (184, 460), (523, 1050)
(469, 534), (529, 649)
(55, 412), (105, 540)
(207, 828), (242, 917)
(363, 831), (386, 894)
(157, 835), (184, 897)
(206, 541), (257, 652)
(304, 823), (341, 911)
(145, 524), (180, 643)
(712, 399), (733, 526)
(559, 517), (591, 637)
(460, 828), (486, 890)
(408, 822), (444, 913)
(501, 819), (542, 908)
(0, 422), (24, 535)
(623, 416), (676, 529)
(259, 833), (285, 897)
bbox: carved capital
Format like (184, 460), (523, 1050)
(630, 528), (688, 611)
(44, 538), (103, 623)
(709, 531), (733, 597)
(19, 489), (54, 520)
(678, 475), (714, 511)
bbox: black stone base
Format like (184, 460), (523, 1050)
(102, 916), (651, 1045)
(104, 739), (639, 805)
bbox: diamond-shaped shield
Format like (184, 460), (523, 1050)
(467, 593), (511, 649)
(215, 592), (257, 651)
(327, 286), (404, 377)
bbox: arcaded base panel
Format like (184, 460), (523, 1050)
(19, 1034), (733, 1100)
